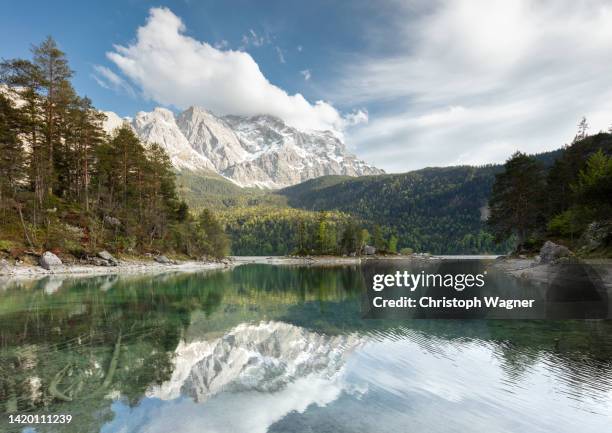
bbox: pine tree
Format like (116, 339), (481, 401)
(572, 150), (612, 220)
(488, 152), (546, 246)
(142, 143), (179, 245)
(373, 224), (386, 251)
(0, 94), (26, 202)
(574, 116), (590, 143)
(316, 212), (329, 254)
(296, 217), (306, 253)
(32, 36), (73, 196)
(340, 219), (358, 254)
(75, 97), (106, 211)
(1, 58), (45, 208)
(197, 209), (229, 258)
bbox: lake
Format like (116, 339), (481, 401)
(1, 262), (612, 433)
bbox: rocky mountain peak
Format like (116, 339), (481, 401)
(102, 105), (384, 188)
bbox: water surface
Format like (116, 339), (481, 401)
(1, 263), (611, 433)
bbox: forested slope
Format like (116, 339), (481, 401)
(279, 166), (507, 254)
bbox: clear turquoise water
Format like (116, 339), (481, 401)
(1, 263), (611, 433)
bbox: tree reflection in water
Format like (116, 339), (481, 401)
(0, 264), (611, 433)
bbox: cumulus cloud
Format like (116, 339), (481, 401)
(339, 0), (612, 172)
(213, 39), (229, 50)
(344, 109), (368, 126)
(105, 7), (357, 133)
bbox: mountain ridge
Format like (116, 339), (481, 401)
(102, 106), (383, 188)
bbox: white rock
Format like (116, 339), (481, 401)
(98, 250), (118, 266)
(39, 251), (62, 270)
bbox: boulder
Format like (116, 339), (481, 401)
(154, 255), (172, 264)
(539, 241), (572, 264)
(98, 250), (118, 266)
(90, 257), (110, 267)
(363, 245), (376, 255)
(579, 221), (611, 253)
(39, 251), (62, 270)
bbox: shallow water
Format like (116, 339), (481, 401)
(1, 263), (612, 433)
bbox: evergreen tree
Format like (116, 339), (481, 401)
(488, 152), (546, 246)
(32, 36), (73, 196)
(388, 235), (398, 253)
(296, 217), (307, 254)
(0, 94), (26, 202)
(574, 116), (590, 143)
(360, 229), (370, 248)
(340, 219), (359, 254)
(316, 212), (329, 254)
(197, 209), (229, 258)
(1, 58), (45, 207)
(373, 224), (386, 251)
(176, 200), (189, 222)
(572, 150), (612, 219)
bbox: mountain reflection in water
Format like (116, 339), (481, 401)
(1, 263), (611, 433)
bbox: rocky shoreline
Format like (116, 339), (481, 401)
(490, 241), (612, 290)
(3, 249), (610, 289)
(0, 253), (440, 281)
(0, 254), (233, 281)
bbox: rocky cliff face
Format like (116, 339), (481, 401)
(132, 108), (215, 172)
(102, 106), (383, 188)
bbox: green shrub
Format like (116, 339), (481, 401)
(0, 239), (17, 252)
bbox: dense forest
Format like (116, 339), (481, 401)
(488, 129), (611, 255)
(278, 166), (510, 254)
(0, 37), (228, 261)
(218, 207), (397, 256)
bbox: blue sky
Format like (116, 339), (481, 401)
(2, 0), (612, 172)
(1, 0), (367, 116)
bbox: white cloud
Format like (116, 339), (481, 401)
(344, 109), (368, 126)
(91, 65), (136, 97)
(300, 69), (311, 81)
(338, 0), (612, 172)
(213, 39), (229, 50)
(241, 29), (266, 48)
(275, 46), (286, 64)
(106, 7), (357, 133)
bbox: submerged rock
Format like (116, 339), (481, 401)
(539, 241), (572, 264)
(39, 251), (62, 270)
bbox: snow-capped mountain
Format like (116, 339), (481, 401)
(132, 108), (215, 172)
(102, 106), (383, 188)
